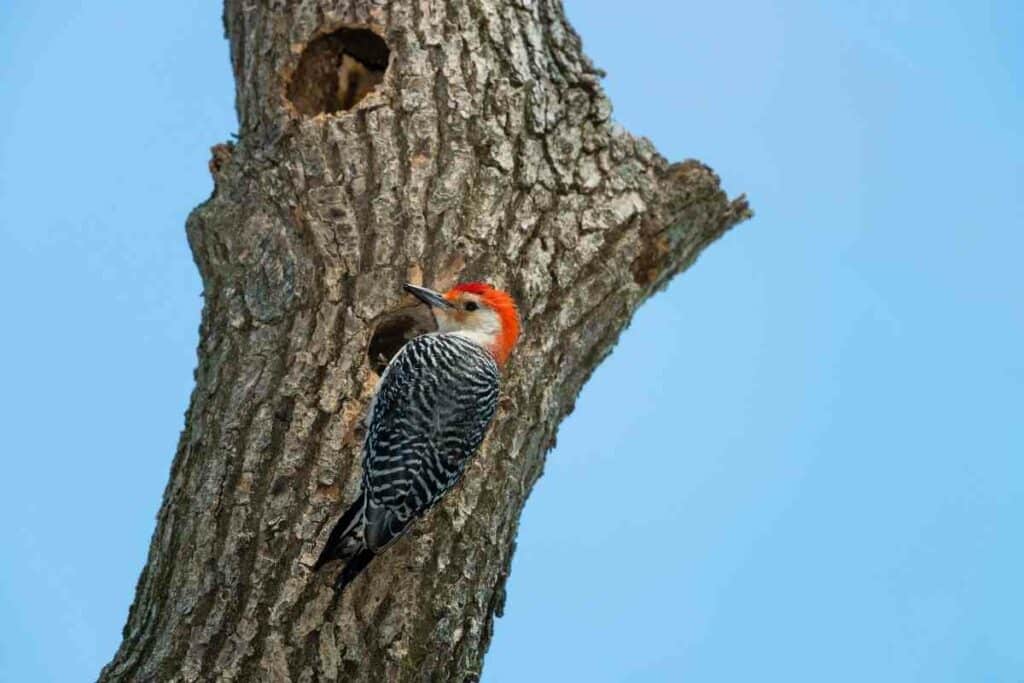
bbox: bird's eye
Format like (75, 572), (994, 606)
(465, 301), (479, 312)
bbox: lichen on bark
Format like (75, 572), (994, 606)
(100, 1), (750, 681)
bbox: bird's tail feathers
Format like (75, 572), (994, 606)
(334, 547), (376, 591)
(314, 491), (367, 571)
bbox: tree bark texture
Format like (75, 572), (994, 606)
(101, 1), (750, 681)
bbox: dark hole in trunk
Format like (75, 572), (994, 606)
(367, 306), (436, 376)
(287, 27), (390, 115)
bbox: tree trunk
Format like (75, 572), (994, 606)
(100, 1), (749, 681)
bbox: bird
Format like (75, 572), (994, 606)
(335, 52), (384, 111)
(315, 281), (521, 591)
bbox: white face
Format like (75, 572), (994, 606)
(434, 292), (502, 343)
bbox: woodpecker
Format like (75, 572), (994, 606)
(315, 281), (521, 590)
(335, 52), (384, 111)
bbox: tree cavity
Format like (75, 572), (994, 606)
(287, 27), (390, 115)
(367, 306), (436, 376)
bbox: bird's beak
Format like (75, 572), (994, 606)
(404, 283), (455, 309)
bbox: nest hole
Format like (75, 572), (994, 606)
(367, 306), (436, 376)
(287, 27), (390, 115)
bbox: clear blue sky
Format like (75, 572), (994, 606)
(1, 1), (1021, 681)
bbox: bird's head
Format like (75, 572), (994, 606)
(404, 282), (520, 365)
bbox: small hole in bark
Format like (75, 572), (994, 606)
(367, 305), (436, 376)
(287, 27), (390, 115)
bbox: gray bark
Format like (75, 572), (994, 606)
(100, 0), (749, 681)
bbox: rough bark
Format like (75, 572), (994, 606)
(100, 1), (750, 681)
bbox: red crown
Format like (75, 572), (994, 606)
(451, 282), (493, 295)
(446, 282), (520, 365)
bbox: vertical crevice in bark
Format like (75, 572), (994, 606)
(101, 0), (751, 680)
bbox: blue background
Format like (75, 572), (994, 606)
(1, 1), (1021, 681)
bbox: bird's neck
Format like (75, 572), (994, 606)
(441, 330), (503, 363)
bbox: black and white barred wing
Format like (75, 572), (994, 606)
(362, 334), (500, 551)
